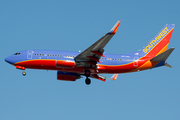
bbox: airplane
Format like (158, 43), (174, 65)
(5, 21), (175, 85)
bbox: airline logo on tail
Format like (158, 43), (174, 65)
(143, 27), (169, 53)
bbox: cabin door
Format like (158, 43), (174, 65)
(133, 57), (138, 67)
(27, 50), (34, 59)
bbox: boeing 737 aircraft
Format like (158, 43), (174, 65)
(5, 21), (175, 85)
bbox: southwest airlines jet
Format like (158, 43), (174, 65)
(5, 21), (175, 85)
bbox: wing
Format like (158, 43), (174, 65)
(90, 74), (119, 81)
(75, 21), (121, 68)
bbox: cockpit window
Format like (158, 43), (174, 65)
(14, 53), (21, 55)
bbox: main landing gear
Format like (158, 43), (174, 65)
(85, 77), (91, 85)
(84, 69), (91, 85)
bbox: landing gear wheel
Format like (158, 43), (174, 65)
(22, 71), (26, 76)
(85, 78), (91, 85)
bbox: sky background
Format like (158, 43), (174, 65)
(0, 0), (180, 120)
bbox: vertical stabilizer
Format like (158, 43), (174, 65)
(138, 24), (175, 58)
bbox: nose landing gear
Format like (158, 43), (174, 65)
(22, 70), (26, 76)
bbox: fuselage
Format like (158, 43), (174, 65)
(4, 22), (175, 85)
(5, 49), (162, 74)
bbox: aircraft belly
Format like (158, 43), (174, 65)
(15, 58), (153, 74)
(97, 59), (153, 73)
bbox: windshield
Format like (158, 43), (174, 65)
(14, 53), (21, 55)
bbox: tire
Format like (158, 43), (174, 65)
(85, 78), (91, 85)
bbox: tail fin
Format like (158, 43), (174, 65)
(139, 24), (175, 58)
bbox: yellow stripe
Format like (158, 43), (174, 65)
(98, 61), (134, 67)
(129, 60), (150, 72)
(155, 43), (169, 56)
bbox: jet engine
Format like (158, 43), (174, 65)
(57, 71), (80, 81)
(56, 60), (75, 68)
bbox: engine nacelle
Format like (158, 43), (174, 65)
(57, 71), (80, 81)
(56, 60), (75, 68)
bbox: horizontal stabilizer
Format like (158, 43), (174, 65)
(151, 48), (175, 62)
(164, 63), (172, 68)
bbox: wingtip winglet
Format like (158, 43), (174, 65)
(108, 21), (121, 35)
(111, 74), (118, 80)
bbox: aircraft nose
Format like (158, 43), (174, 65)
(5, 56), (14, 64)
